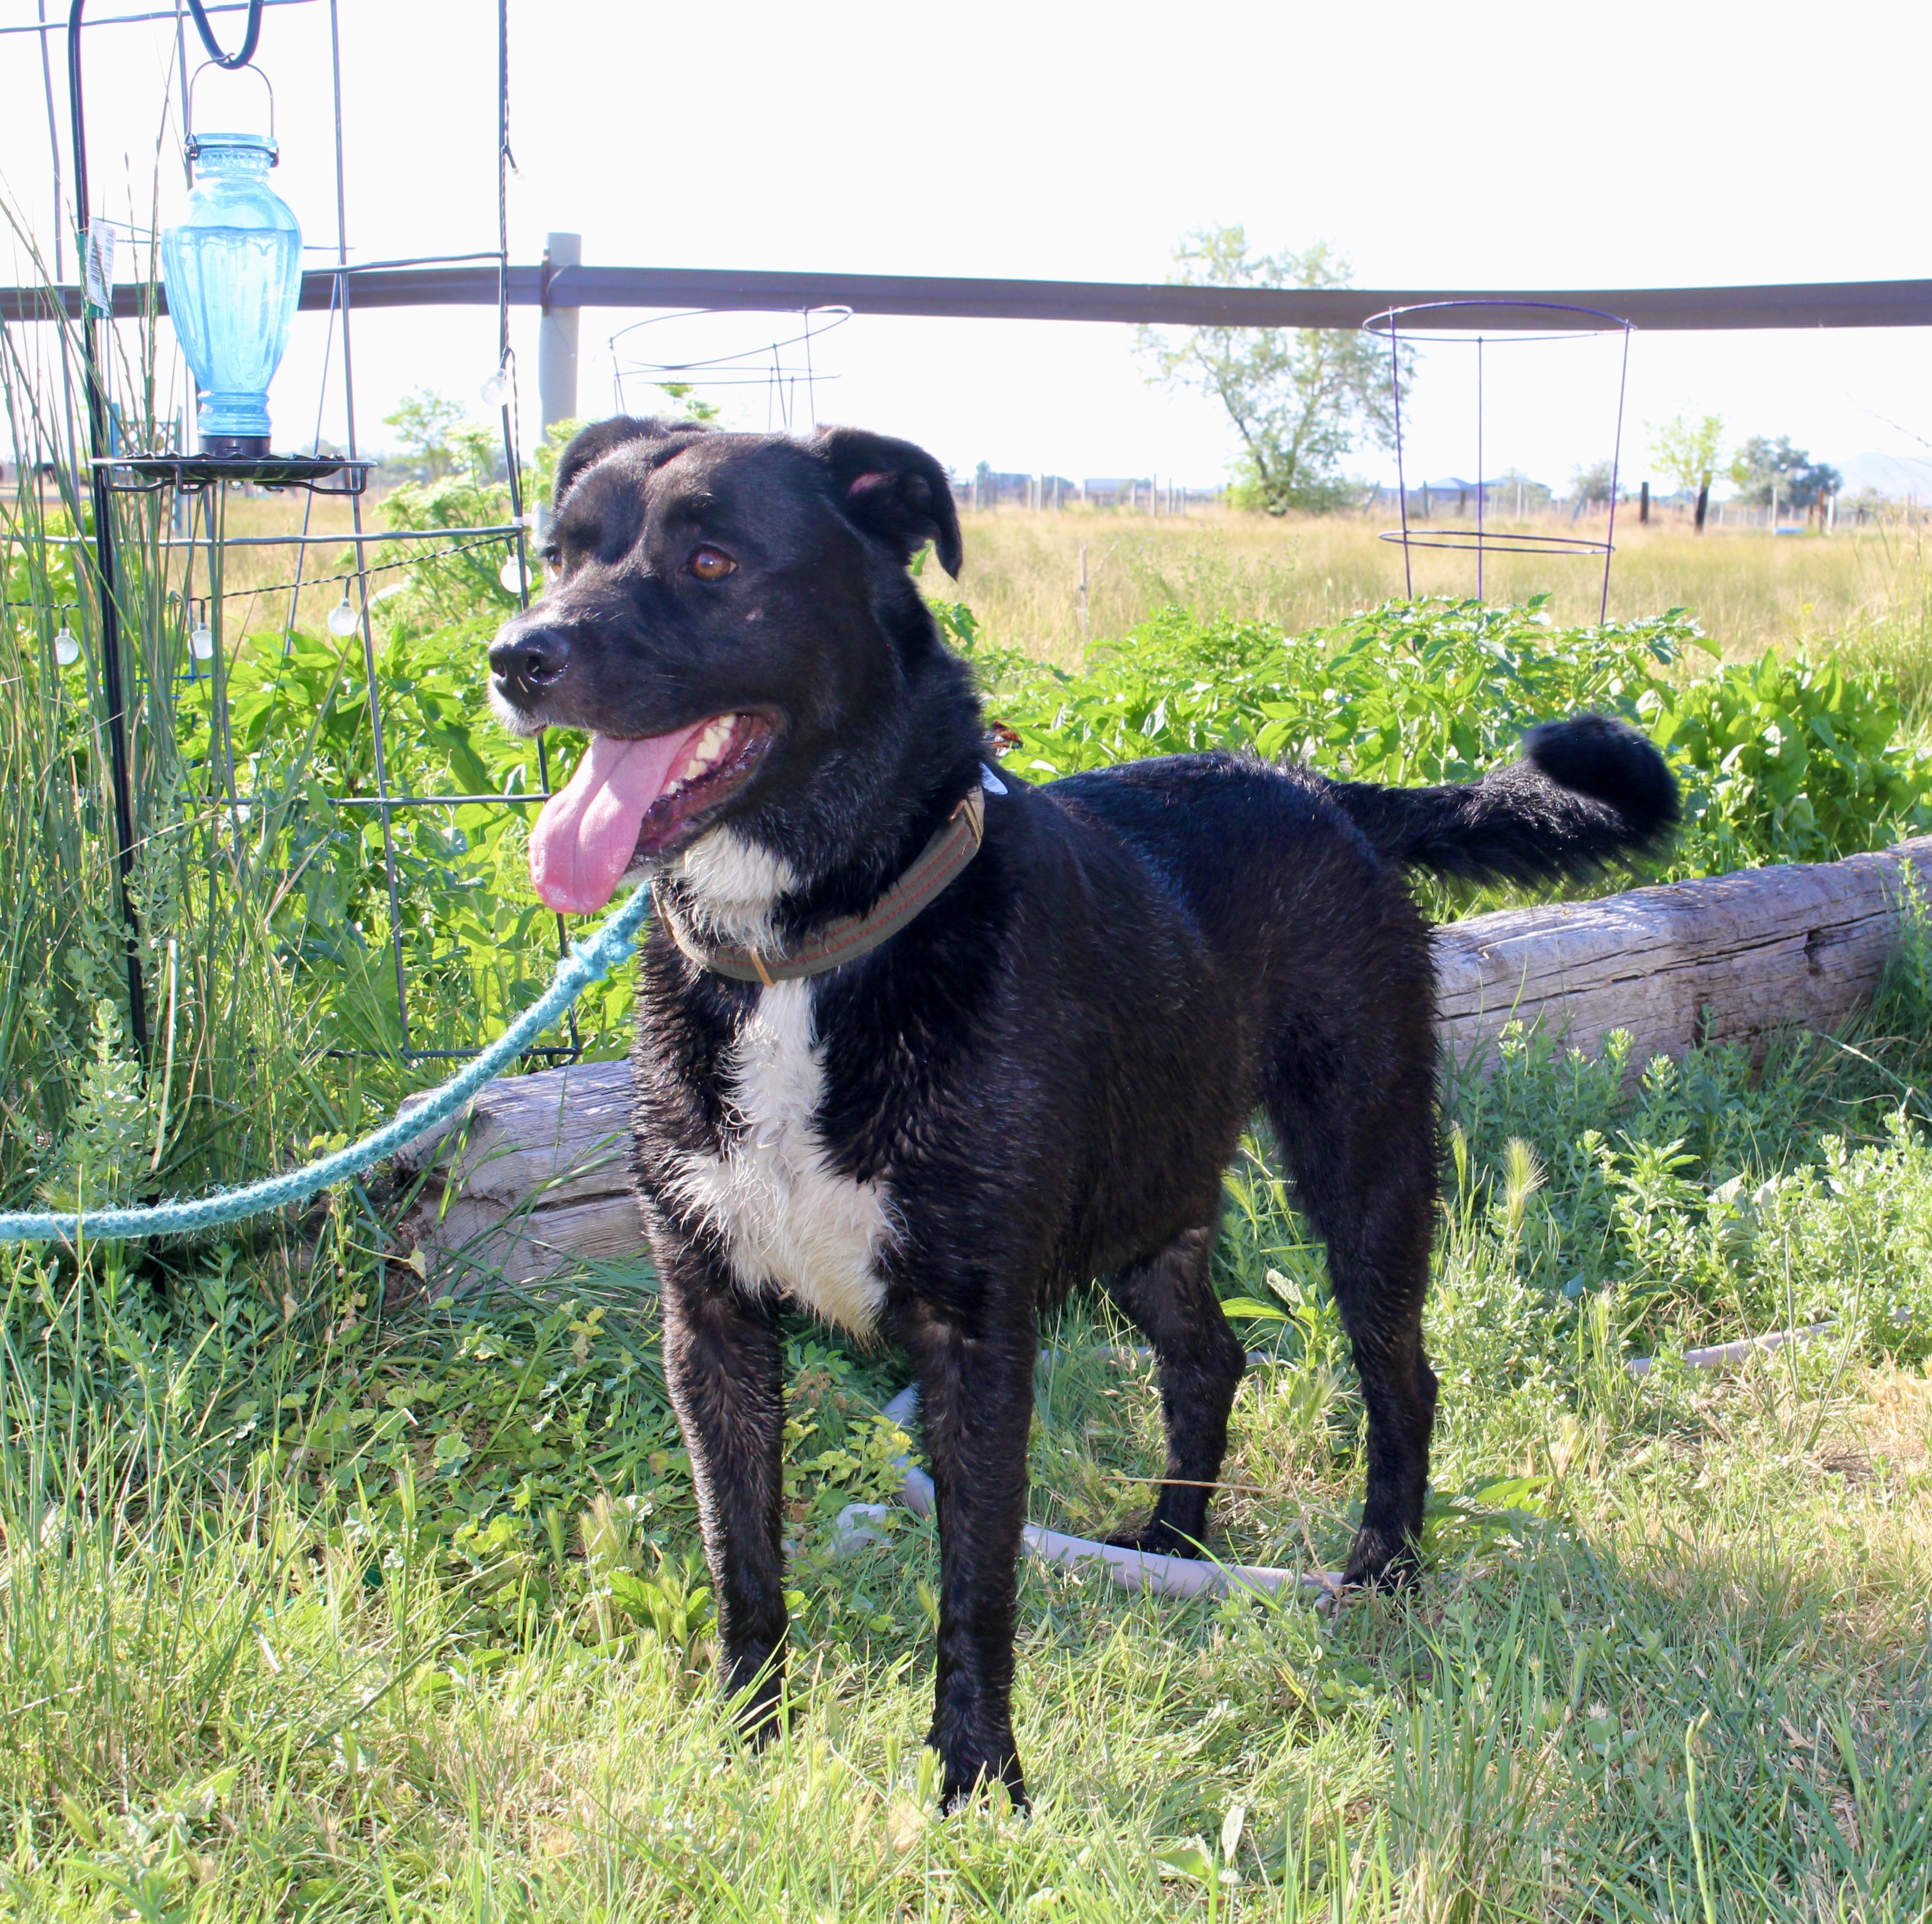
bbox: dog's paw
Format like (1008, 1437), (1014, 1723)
(723, 1651), (788, 1747)
(937, 1751), (1028, 1815)
(927, 1719), (1028, 1815)
(1103, 1519), (1207, 1560)
(1338, 1527), (1424, 1594)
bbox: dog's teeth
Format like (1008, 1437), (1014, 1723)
(675, 716), (738, 786)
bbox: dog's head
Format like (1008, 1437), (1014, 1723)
(489, 416), (968, 915)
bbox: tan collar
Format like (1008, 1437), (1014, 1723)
(654, 784), (986, 984)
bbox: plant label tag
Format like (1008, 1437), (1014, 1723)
(85, 226), (116, 312)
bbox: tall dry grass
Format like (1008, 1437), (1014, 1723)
(938, 503), (1932, 673)
(122, 482), (1932, 701)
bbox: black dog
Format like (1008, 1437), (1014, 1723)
(488, 416), (1676, 1808)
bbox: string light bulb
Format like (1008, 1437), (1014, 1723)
(499, 553), (531, 595)
(327, 591), (360, 639)
(53, 626), (79, 666)
(480, 366), (508, 408)
(190, 622), (215, 661)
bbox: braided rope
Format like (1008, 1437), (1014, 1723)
(0, 885), (655, 1244)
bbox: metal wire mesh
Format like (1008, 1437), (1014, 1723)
(609, 305), (851, 433)
(50, 0), (581, 1069)
(1362, 300), (1635, 621)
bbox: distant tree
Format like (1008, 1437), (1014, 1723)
(1569, 458), (1619, 508)
(1135, 228), (1410, 515)
(382, 387), (467, 479)
(1648, 409), (1725, 531)
(1729, 435), (1841, 511)
(655, 381), (722, 425)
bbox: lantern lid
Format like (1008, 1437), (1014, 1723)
(184, 129), (279, 165)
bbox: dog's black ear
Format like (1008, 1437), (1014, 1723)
(812, 425), (963, 578)
(553, 415), (709, 512)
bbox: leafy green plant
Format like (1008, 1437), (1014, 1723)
(983, 596), (1691, 782)
(35, 1000), (150, 1209)
(0, 447), (333, 1195)
(977, 597), (1932, 882)
(1642, 648), (1932, 869)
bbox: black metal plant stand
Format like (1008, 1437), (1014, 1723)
(95, 454), (374, 494)
(55, 0), (577, 1068)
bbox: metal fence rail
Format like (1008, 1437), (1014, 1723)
(10, 265), (1932, 331)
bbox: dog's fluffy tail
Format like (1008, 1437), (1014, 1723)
(1323, 712), (1678, 887)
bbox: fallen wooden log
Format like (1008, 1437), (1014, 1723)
(395, 1056), (640, 1288)
(1435, 835), (1931, 1071)
(395, 836), (1932, 1285)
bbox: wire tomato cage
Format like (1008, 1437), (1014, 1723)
(1362, 301), (1635, 622)
(26, 0), (576, 1070)
(608, 306), (852, 433)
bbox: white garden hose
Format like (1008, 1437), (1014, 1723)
(865, 1380), (1333, 1601)
(831, 1321), (1841, 1600)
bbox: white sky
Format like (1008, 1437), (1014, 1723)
(4, 0), (1930, 492)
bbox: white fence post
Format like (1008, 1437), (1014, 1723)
(538, 230), (582, 443)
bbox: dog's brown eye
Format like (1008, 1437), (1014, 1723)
(689, 546), (736, 582)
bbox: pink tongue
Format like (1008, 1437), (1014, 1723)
(529, 725), (707, 914)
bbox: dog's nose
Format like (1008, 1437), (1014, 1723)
(489, 625), (570, 688)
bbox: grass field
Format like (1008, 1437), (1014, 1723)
(121, 493), (1932, 698)
(7, 986), (1932, 1919)
(936, 507), (1932, 686)
(10, 470), (1932, 1916)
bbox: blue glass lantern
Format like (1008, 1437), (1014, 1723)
(160, 129), (301, 458)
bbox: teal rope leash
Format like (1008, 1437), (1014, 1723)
(0, 885), (655, 1244)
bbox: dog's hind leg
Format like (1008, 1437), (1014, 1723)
(1266, 1024), (1440, 1589)
(657, 1244), (790, 1740)
(1100, 1220), (1249, 1559)
(897, 1302), (1037, 1810)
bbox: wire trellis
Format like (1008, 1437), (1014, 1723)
(1362, 301), (1635, 622)
(36, 0), (577, 1068)
(609, 305), (851, 433)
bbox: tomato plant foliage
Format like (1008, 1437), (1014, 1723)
(963, 595), (1932, 877)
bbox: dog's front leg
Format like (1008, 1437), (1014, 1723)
(658, 1244), (788, 1739)
(902, 1308), (1036, 1810)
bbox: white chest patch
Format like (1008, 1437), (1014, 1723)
(671, 825), (800, 950)
(667, 978), (894, 1337)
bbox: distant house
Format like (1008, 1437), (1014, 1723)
(956, 469), (1220, 511)
(1366, 476), (1549, 514)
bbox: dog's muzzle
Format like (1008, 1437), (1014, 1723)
(488, 621), (571, 733)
